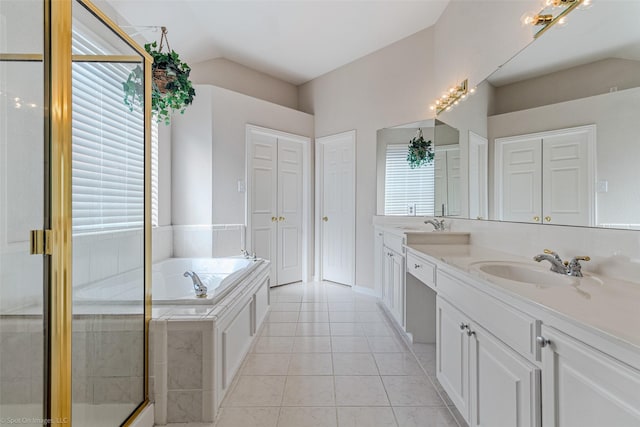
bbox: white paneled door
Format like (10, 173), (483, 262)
(247, 126), (307, 286)
(496, 125), (595, 226)
(318, 131), (355, 286)
(276, 139), (303, 285)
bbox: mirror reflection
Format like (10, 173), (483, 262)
(376, 0), (640, 230)
(376, 119), (459, 216)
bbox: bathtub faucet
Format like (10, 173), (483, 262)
(183, 271), (208, 298)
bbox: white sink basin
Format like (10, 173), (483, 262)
(471, 261), (577, 288)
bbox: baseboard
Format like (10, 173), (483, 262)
(352, 285), (381, 298)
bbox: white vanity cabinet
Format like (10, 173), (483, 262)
(540, 326), (640, 427)
(375, 227), (406, 328)
(437, 296), (541, 427)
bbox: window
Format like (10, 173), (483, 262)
(384, 144), (435, 216)
(151, 120), (159, 227)
(71, 29), (145, 234)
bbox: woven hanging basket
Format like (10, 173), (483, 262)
(153, 68), (176, 94)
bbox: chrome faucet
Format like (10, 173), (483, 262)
(183, 271), (208, 298)
(424, 218), (446, 231)
(533, 249), (591, 277)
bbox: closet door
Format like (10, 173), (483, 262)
(499, 137), (542, 223)
(542, 129), (592, 226)
(248, 131), (278, 284)
(276, 139), (303, 285)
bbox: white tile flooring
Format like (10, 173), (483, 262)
(161, 281), (466, 427)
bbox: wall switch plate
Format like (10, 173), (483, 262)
(597, 180), (608, 193)
(407, 203), (416, 216)
(237, 180), (246, 193)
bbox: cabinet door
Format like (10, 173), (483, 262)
(541, 326), (640, 427)
(436, 297), (470, 423)
(390, 249), (405, 327)
(374, 230), (384, 298)
(469, 324), (541, 427)
(382, 247), (394, 310)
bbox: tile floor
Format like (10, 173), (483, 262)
(161, 281), (466, 427)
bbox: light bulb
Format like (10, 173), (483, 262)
(556, 16), (568, 28)
(446, 106), (452, 111)
(15, 102), (22, 109)
(578, 0), (593, 9)
(454, 100), (459, 105)
(469, 87), (477, 95)
(449, 87), (455, 93)
(13, 97), (20, 102)
(429, 105), (435, 111)
(435, 100), (440, 105)
(29, 103), (37, 108)
(521, 12), (535, 26)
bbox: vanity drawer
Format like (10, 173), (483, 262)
(438, 271), (541, 362)
(406, 252), (436, 289)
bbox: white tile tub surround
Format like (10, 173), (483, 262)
(172, 224), (246, 258)
(373, 216), (640, 284)
(150, 260), (270, 424)
(153, 226), (174, 263)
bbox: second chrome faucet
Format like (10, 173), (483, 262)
(534, 249), (590, 277)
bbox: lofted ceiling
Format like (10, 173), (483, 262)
(105, 0), (449, 85)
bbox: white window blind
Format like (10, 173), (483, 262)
(71, 29), (146, 234)
(384, 144), (435, 216)
(151, 120), (159, 227)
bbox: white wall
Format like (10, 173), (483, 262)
(191, 58), (299, 110)
(171, 84), (314, 257)
(298, 0), (538, 290)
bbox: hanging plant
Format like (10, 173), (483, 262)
(123, 27), (196, 125)
(407, 128), (434, 168)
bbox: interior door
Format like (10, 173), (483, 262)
(276, 139), (303, 285)
(319, 131), (355, 286)
(434, 150), (447, 216)
(446, 147), (461, 217)
(248, 130), (278, 284)
(499, 137), (542, 223)
(542, 129), (592, 226)
(469, 132), (488, 220)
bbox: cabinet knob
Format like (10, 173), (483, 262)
(544, 216), (552, 223)
(279, 216), (285, 221)
(271, 216), (277, 222)
(466, 329), (476, 337)
(414, 264), (421, 269)
(323, 216), (329, 222)
(537, 336), (551, 348)
(533, 216), (540, 222)
(459, 323), (468, 331)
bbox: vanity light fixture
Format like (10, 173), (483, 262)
(429, 79), (471, 115)
(522, 0), (591, 38)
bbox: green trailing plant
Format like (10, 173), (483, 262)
(407, 128), (434, 168)
(123, 36), (196, 125)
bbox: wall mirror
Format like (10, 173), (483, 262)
(377, 0), (640, 230)
(376, 119), (460, 217)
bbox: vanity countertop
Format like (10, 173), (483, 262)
(407, 243), (640, 353)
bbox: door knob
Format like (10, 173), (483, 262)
(545, 216), (552, 223)
(322, 216), (328, 222)
(271, 216), (277, 222)
(279, 216), (285, 221)
(533, 216), (540, 222)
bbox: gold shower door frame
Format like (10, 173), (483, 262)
(2, 1), (153, 425)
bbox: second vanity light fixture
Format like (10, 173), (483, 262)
(429, 79), (475, 115)
(522, 0), (593, 39)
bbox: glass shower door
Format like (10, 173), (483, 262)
(0, 1), (45, 426)
(70, 1), (149, 425)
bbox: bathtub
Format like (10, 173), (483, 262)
(73, 256), (265, 306)
(152, 257), (264, 305)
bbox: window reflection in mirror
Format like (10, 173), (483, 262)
(376, 119), (461, 217)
